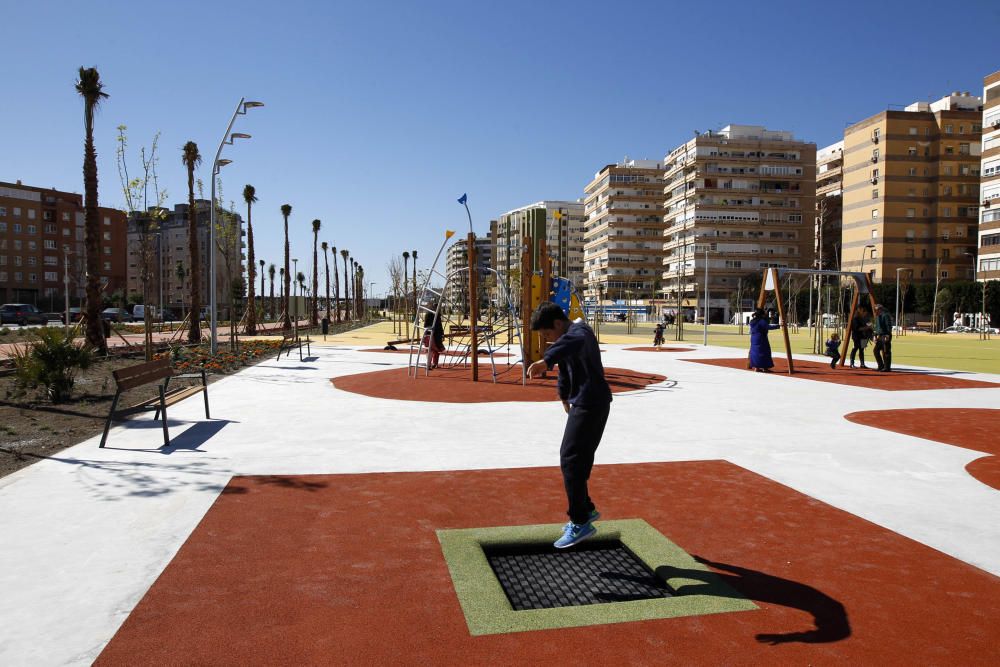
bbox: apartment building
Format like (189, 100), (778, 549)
(582, 160), (664, 307)
(660, 126), (816, 323)
(979, 72), (1000, 280)
(443, 233), (492, 307)
(816, 141), (844, 269)
(0, 180), (126, 307)
(125, 200), (245, 317)
(842, 93), (983, 284)
(492, 201), (584, 292)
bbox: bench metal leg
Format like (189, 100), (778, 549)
(202, 369), (211, 419)
(99, 391), (122, 448)
(159, 386), (170, 446)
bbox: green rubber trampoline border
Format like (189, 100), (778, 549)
(436, 518), (757, 636)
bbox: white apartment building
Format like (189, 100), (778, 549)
(491, 201), (584, 292)
(979, 71), (1000, 280)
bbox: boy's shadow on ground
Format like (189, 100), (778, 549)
(655, 555), (851, 645)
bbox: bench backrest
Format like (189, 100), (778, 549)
(112, 358), (173, 391)
(282, 332), (296, 341)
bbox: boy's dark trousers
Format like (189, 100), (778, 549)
(873, 335), (892, 371)
(560, 403), (611, 525)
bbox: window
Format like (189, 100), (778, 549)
(906, 208), (915, 218)
(13, 223), (22, 233)
(908, 188), (916, 197)
(62, 228), (70, 236)
(44, 224), (56, 234)
(0, 207), (5, 217)
(13, 240), (21, 250)
(945, 145), (954, 155)
(103, 261), (111, 271)
(44, 272), (57, 282)
(909, 127), (918, 135)
(942, 207), (952, 217)
(945, 124), (953, 134)
(0, 272), (5, 281)
(872, 168), (879, 179)
(870, 249), (878, 259)
(942, 230), (950, 240)
(908, 146), (917, 156)
(871, 209), (879, 219)
(43, 256), (57, 266)
(0, 256), (5, 265)
(908, 167), (917, 176)
(959, 143), (970, 155)
(872, 189), (879, 199)
(27, 209), (36, 220)
(43, 210), (54, 221)
(62, 212), (70, 221)
(13, 207), (21, 217)
(27, 241), (37, 250)
(941, 270), (949, 278)
(102, 231), (111, 241)
(103, 246), (111, 255)
(14, 272), (22, 281)
(103, 216), (111, 225)
(26, 225), (36, 234)
(0, 222), (5, 232)
(43, 239), (56, 249)
(28, 273), (37, 283)
(872, 230), (878, 238)
(27, 256), (36, 266)
(944, 166), (953, 176)
(905, 248), (914, 258)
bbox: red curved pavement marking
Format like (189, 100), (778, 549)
(331, 366), (666, 403)
(845, 408), (1000, 490)
(96, 461), (1000, 665)
(686, 357), (1000, 391)
(624, 346), (694, 353)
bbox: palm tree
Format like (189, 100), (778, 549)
(182, 141), (202, 343)
(258, 258), (265, 320)
(280, 204), (292, 331)
(322, 241), (331, 322)
(351, 258), (358, 320)
(402, 251), (410, 327)
(243, 185), (258, 335)
(340, 249), (350, 321)
(331, 245), (340, 323)
(268, 263), (276, 323)
(75, 67), (109, 354)
(411, 249), (418, 322)
(311, 219), (321, 327)
(356, 265), (365, 321)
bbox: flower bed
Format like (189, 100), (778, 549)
(155, 340), (283, 374)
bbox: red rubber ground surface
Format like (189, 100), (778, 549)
(358, 348), (512, 358)
(624, 346), (694, 353)
(96, 461), (1000, 665)
(846, 408), (1000, 490)
(331, 366), (667, 403)
(686, 357), (1000, 391)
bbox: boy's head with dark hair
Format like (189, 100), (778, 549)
(530, 301), (570, 343)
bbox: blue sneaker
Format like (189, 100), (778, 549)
(563, 510), (600, 531)
(554, 521), (597, 549)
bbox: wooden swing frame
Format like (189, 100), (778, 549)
(755, 267), (878, 374)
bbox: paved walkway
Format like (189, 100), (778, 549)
(1, 325), (998, 664)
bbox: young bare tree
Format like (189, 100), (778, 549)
(387, 256), (403, 334)
(213, 192), (243, 351)
(116, 126), (166, 360)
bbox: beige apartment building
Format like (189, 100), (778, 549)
(582, 160), (664, 308)
(979, 71), (1000, 280)
(842, 93), (983, 284)
(661, 126), (815, 323)
(443, 232), (491, 308)
(0, 180), (126, 308)
(815, 141), (844, 269)
(126, 200), (245, 317)
(492, 201), (584, 294)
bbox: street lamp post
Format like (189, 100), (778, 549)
(292, 258), (298, 340)
(63, 246), (73, 333)
(703, 245), (710, 346)
(208, 98), (263, 354)
(894, 267), (908, 335)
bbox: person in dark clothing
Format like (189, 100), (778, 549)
(825, 332), (842, 369)
(848, 307), (872, 369)
(653, 322), (665, 348)
(422, 311), (445, 369)
(748, 308), (780, 372)
(527, 302), (612, 549)
(872, 304), (893, 372)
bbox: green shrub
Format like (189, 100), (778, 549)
(13, 328), (93, 402)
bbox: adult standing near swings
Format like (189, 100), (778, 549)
(873, 304), (893, 372)
(748, 308), (780, 372)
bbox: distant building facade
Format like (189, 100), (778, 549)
(979, 72), (1000, 280)
(492, 201), (584, 292)
(815, 141), (844, 270)
(0, 180), (126, 307)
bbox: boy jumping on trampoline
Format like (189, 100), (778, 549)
(527, 302), (612, 549)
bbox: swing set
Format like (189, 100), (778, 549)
(756, 267), (878, 374)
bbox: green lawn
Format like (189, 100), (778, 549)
(597, 322), (1000, 375)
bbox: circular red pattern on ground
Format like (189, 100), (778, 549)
(331, 365), (666, 403)
(624, 346), (694, 353)
(845, 408), (1000, 490)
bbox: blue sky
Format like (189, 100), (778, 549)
(3, 0), (999, 292)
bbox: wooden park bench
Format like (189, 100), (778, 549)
(99, 358), (210, 449)
(913, 321), (933, 332)
(278, 332), (311, 361)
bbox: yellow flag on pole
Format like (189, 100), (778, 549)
(445, 230), (455, 239)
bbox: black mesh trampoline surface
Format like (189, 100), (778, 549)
(484, 540), (671, 611)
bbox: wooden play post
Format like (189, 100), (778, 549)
(521, 236), (535, 366)
(468, 231), (479, 382)
(756, 267), (794, 374)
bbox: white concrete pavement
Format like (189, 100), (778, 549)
(1, 342), (999, 665)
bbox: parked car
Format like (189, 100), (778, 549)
(61, 307), (83, 324)
(160, 308), (177, 322)
(1, 303), (48, 326)
(101, 307), (133, 323)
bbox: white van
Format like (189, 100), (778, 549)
(132, 304), (156, 320)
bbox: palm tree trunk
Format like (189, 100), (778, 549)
(282, 214), (291, 331)
(269, 275), (275, 322)
(187, 175), (201, 343)
(324, 250), (331, 321)
(246, 203), (256, 335)
(311, 232), (319, 327)
(82, 121), (106, 354)
(343, 261), (350, 321)
(332, 251), (340, 323)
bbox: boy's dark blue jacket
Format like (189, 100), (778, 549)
(825, 339), (840, 355)
(542, 319), (612, 408)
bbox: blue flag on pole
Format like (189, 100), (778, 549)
(457, 193), (467, 205)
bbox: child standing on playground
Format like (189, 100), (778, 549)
(825, 332), (842, 369)
(527, 302), (612, 549)
(653, 322), (665, 349)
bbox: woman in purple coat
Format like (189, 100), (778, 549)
(748, 308), (780, 372)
